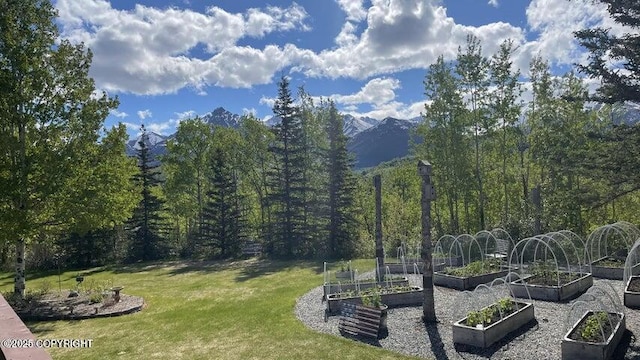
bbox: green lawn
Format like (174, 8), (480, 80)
(0, 259), (417, 360)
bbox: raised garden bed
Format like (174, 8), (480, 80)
(624, 276), (640, 308)
(452, 300), (535, 348)
(385, 261), (423, 274)
(561, 311), (625, 360)
(510, 272), (593, 301)
(590, 256), (640, 280)
(433, 255), (463, 272)
(323, 277), (409, 298)
(434, 260), (511, 290)
(326, 286), (423, 314)
(335, 270), (355, 280)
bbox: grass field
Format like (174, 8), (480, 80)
(0, 259), (417, 360)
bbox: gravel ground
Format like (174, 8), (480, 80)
(294, 274), (640, 359)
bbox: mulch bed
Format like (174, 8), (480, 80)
(12, 291), (144, 321)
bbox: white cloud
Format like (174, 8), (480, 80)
(295, 0), (525, 80)
(488, 0), (499, 7)
(137, 109), (152, 120)
(175, 110), (196, 120)
(331, 77), (401, 106)
(110, 109), (128, 118)
(55, 0), (623, 100)
(335, 0), (367, 22)
(335, 21), (358, 46)
(146, 122), (172, 134)
(122, 122), (140, 131)
(259, 96), (276, 108)
(242, 108), (257, 116)
(523, 0), (630, 70)
(55, 0), (310, 94)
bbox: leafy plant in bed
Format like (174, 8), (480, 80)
(510, 260), (592, 301)
(434, 259), (511, 290)
(326, 285), (423, 314)
(452, 297), (535, 348)
(561, 311), (625, 360)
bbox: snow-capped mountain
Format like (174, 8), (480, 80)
(125, 131), (169, 158)
(611, 102), (640, 125)
(343, 114), (375, 137)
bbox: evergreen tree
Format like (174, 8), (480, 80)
(326, 101), (358, 259)
(574, 0), (639, 104)
(129, 125), (169, 261)
(266, 76), (308, 258)
(574, 1), (640, 208)
(201, 147), (246, 258)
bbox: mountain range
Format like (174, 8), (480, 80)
(126, 102), (640, 169)
(126, 107), (417, 167)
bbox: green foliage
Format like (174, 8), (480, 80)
(580, 311), (609, 342)
(444, 259), (502, 277)
(574, 0), (640, 104)
(0, 0), (135, 295)
(465, 297), (515, 327)
(200, 146), (247, 258)
(326, 101), (359, 259)
(530, 259), (559, 280)
(128, 125), (171, 261)
(361, 287), (383, 308)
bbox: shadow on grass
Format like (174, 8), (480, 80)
(2, 258), (327, 287)
(453, 319), (538, 358)
(235, 260), (323, 282)
(26, 322), (58, 336)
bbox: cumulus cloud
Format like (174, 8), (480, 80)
(54, 0), (623, 99)
(488, 0), (499, 7)
(259, 96), (276, 108)
(175, 110), (196, 120)
(295, 0), (524, 80)
(523, 0), (629, 70)
(137, 109), (152, 120)
(55, 0), (310, 94)
(335, 0), (367, 22)
(110, 109), (128, 118)
(331, 77), (401, 106)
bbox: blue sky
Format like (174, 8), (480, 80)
(53, 0), (624, 138)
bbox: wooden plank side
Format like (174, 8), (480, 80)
(338, 303), (382, 339)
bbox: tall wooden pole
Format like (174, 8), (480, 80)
(374, 175), (384, 281)
(418, 160), (436, 322)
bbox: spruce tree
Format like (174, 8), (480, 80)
(201, 147), (246, 258)
(326, 101), (358, 259)
(267, 76), (308, 258)
(574, 0), (639, 104)
(129, 125), (169, 261)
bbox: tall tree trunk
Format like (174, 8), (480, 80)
(419, 160), (436, 323)
(15, 120), (27, 298)
(374, 175), (384, 280)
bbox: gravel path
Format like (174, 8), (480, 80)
(294, 274), (640, 359)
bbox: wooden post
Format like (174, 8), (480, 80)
(373, 175), (384, 281)
(418, 160), (436, 323)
